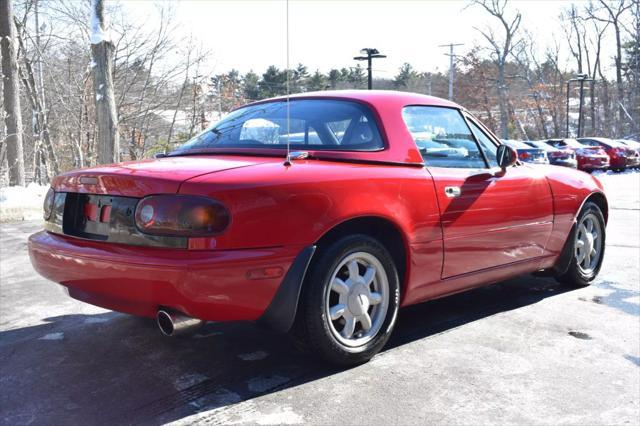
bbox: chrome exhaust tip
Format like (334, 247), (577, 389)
(156, 309), (203, 337)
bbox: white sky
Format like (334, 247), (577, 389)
(120, 0), (621, 78)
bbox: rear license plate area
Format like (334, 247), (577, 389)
(63, 194), (114, 241)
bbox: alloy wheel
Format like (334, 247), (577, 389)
(324, 252), (390, 347)
(575, 212), (603, 275)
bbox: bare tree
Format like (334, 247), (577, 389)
(14, 18), (61, 179)
(0, 0), (26, 186)
(471, 0), (522, 139)
(562, 5), (586, 74)
(90, 0), (119, 164)
(584, 16), (609, 134)
(514, 35), (550, 138)
(589, 0), (634, 136)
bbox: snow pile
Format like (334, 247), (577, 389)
(0, 183), (48, 222)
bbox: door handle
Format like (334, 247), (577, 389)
(444, 186), (461, 198)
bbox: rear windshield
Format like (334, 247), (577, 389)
(173, 99), (384, 153)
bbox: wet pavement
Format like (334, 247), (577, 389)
(1, 171), (638, 425)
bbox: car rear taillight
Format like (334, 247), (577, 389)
(519, 151), (530, 160)
(43, 188), (55, 220)
(135, 195), (230, 237)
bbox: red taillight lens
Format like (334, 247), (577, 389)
(43, 188), (55, 220)
(135, 195), (230, 237)
(519, 151), (530, 159)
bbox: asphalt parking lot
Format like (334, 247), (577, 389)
(1, 171), (638, 425)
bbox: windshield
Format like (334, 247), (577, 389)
(563, 139), (586, 148)
(526, 141), (554, 150)
(503, 140), (535, 149)
(172, 99), (384, 154)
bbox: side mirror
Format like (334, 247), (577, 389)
(496, 145), (518, 169)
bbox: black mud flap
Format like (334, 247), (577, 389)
(257, 245), (316, 333)
(551, 222), (577, 276)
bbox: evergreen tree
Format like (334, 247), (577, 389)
(328, 69), (342, 88)
(243, 71), (260, 101)
(292, 63), (309, 92)
(259, 65), (287, 98)
(349, 64), (366, 87)
(307, 70), (328, 91)
(394, 63), (418, 88)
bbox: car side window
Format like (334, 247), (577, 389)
(467, 119), (498, 168)
(402, 106), (486, 169)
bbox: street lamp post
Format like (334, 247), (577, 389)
(354, 48), (386, 90)
(566, 74), (594, 138)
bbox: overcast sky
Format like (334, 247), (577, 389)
(120, 0), (622, 78)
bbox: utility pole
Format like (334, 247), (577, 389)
(439, 43), (464, 100)
(354, 48), (386, 90)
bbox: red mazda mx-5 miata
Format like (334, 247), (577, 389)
(29, 91), (608, 365)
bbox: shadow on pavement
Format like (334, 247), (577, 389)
(0, 275), (576, 425)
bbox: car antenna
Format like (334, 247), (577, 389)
(284, 0), (292, 166)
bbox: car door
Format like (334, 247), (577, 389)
(402, 106), (554, 278)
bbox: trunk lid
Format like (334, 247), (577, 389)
(51, 156), (272, 197)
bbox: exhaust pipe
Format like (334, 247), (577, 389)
(156, 309), (203, 337)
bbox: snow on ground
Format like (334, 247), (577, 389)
(0, 183), (48, 222)
(592, 169), (640, 210)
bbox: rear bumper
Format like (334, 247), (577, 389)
(626, 156), (640, 167)
(578, 156), (609, 170)
(608, 156), (627, 169)
(28, 231), (304, 322)
(549, 158), (577, 168)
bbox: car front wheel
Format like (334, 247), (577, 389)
(292, 235), (400, 366)
(557, 201), (606, 287)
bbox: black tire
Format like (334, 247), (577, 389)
(291, 234), (400, 366)
(556, 201), (606, 287)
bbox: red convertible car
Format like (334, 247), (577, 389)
(29, 91), (608, 365)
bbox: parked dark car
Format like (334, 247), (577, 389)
(617, 139), (640, 150)
(578, 137), (639, 171)
(546, 138), (609, 172)
(501, 140), (549, 164)
(525, 140), (577, 168)
(615, 139), (640, 168)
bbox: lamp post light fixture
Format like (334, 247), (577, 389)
(566, 73), (594, 138)
(354, 48), (386, 90)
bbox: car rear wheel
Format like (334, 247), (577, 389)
(557, 201), (606, 287)
(292, 235), (400, 366)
